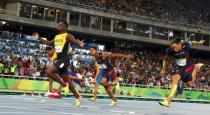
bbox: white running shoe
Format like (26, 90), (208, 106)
(44, 91), (52, 97)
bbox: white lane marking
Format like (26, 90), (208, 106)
(129, 111), (136, 114)
(111, 110), (124, 113)
(111, 110), (136, 114)
(0, 96), (131, 114)
(79, 105), (100, 109)
(0, 112), (81, 115)
(0, 105), (83, 115)
(0, 112), (29, 114)
(77, 106), (112, 114)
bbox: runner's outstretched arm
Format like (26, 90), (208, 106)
(32, 33), (54, 45)
(190, 40), (205, 45)
(67, 34), (85, 47)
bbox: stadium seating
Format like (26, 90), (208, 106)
(0, 31), (209, 90)
(45, 0), (210, 28)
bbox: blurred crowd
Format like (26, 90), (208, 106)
(0, 31), (48, 78)
(50, 0), (210, 28)
(0, 31), (209, 90)
(113, 51), (210, 90)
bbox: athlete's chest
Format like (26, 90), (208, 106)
(54, 34), (68, 53)
(173, 50), (188, 59)
(97, 57), (108, 64)
(54, 35), (66, 44)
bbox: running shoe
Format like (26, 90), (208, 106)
(75, 96), (82, 107)
(109, 100), (117, 106)
(159, 99), (170, 107)
(44, 91), (52, 97)
(89, 97), (96, 102)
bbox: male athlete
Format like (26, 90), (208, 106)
(32, 21), (85, 107)
(45, 47), (85, 98)
(89, 47), (132, 105)
(159, 38), (205, 107)
(69, 55), (87, 88)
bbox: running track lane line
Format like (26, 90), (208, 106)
(0, 105), (84, 115)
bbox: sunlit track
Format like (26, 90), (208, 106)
(0, 95), (209, 115)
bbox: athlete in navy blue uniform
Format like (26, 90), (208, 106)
(69, 71), (86, 87)
(69, 56), (87, 87)
(90, 47), (132, 105)
(159, 38), (205, 107)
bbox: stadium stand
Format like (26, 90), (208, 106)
(0, 31), (209, 90)
(45, 0), (210, 28)
(0, 1), (210, 114)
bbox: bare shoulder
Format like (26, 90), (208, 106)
(66, 34), (75, 41)
(67, 34), (74, 38)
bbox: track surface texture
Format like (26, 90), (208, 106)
(0, 95), (209, 115)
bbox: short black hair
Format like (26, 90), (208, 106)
(59, 20), (69, 27)
(92, 46), (98, 50)
(171, 38), (182, 44)
(46, 46), (53, 51)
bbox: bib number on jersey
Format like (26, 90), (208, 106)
(100, 64), (107, 69)
(59, 63), (65, 68)
(176, 58), (187, 66)
(55, 46), (62, 53)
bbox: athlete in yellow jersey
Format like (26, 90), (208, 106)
(32, 21), (85, 107)
(45, 47), (83, 98)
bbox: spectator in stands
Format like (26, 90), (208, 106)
(67, 0), (210, 27)
(0, 31), (209, 90)
(0, 58), (3, 74)
(3, 61), (9, 75)
(10, 62), (17, 75)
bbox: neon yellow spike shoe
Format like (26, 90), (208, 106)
(63, 83), (69, 96)
(89, 97), (96, 102)
(159, 99), (170, 107)
(75, 96), (82, 107)
(109, 100), (117, 106)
